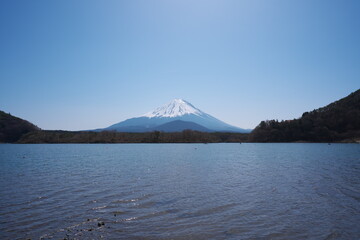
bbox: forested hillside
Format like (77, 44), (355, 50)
(250, 89), (360, 142)
(0, 111), (40, 142)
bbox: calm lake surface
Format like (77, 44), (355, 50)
(0, 143), (359, 240)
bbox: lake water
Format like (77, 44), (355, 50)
(0, 143), (359, 240)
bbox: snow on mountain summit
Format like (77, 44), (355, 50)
(143, 99), (203, 118)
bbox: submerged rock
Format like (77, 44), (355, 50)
(98, 221), (105, 227)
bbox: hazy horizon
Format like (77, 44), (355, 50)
(1, 0), (359, 131)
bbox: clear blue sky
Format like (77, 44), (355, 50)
(1, 0), (359, 130)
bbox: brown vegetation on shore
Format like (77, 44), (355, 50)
(18, 130), (249, 144)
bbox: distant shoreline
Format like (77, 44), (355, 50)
(1, 89), (359, 144)
(3, 142), (359, 144)
(10, 130), (359, 144)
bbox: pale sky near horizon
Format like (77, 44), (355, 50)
(1, 0), (359, 130)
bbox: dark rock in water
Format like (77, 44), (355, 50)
(98, 221), (105, 227)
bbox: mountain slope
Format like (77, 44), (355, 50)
(0, 111), (40, 142)
(102, 99), (249, 133)
(153, 120), (211, 132)
(249, 89), (360, 142)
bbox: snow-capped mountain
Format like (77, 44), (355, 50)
(143, 99), (202, 118)
(101, 99), (250, 133)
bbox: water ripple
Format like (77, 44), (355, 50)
(0, 143), (359, 239)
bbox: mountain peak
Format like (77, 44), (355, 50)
(173, 98), (186, 103)
(143, 99), (203, 118)
(104, 98), (249, 132)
